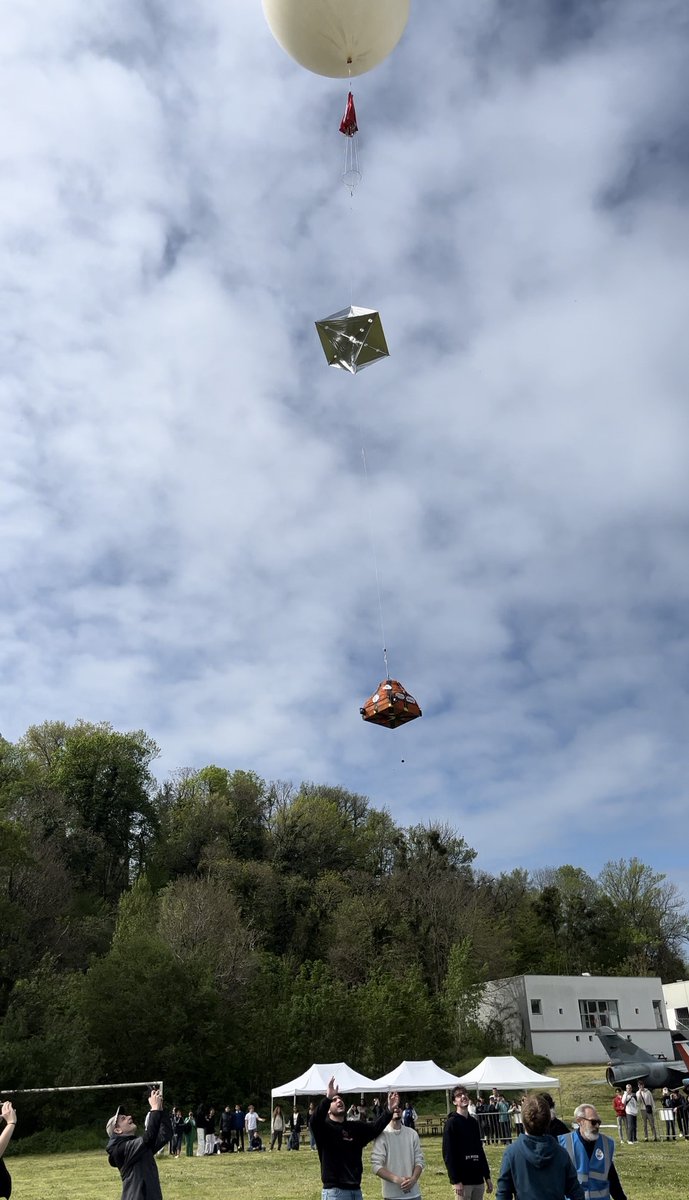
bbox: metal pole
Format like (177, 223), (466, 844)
(0, 1080), (163, 1096)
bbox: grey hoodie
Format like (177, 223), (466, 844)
(106, 1108), (172, 1200)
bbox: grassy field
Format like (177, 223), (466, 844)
(7, 1065), (689, 1199)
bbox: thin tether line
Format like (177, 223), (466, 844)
(360, 441), (390, 679)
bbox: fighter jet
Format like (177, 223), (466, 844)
(596, 1025), (689, 1088)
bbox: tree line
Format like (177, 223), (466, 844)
(0, 721), (687, 1134)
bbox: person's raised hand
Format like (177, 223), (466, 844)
(326, 1077), (339, 1099)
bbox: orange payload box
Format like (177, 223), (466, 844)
(360, 679), (422, 729)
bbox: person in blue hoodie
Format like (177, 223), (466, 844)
(496, 1094), (584, 1200)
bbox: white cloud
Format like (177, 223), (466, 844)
(1, 0), (689, 894)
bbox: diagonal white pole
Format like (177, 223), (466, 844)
(0, 1080), (163, 1096)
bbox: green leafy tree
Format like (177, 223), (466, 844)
(440, 938), (487, 1059)
(151, 767), (268, 882)
(598, 858), (689, 979)
(356, 966), (439, 1077)
(0, 959), (102, 1131)
(17, 721), (160, 904)
(283, 960), (360, 1067)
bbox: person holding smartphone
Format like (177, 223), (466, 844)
(106, 1086), (171, 1200)
(0, 1100), (17, 1200)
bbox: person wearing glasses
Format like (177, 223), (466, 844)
(496, 1093), (583, 1200)
(559, 1105), (628, 1200)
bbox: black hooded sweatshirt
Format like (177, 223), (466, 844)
(312, 1097), (392, 1189)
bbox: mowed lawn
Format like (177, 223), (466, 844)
(8, 1065), (689, 1200)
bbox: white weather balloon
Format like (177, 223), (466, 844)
(262, 0), (411, 78)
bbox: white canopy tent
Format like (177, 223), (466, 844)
(271, 1062), (379, 1100)
(454, 1055), (560, 1091)
(373, 1060), (463, 1090)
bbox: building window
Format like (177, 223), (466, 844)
(531, 999), (542, 1015)
(579, 999), (620, 1030)
(653, 1000), (664, 1029)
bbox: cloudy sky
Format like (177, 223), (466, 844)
(2, 0), (689, 891)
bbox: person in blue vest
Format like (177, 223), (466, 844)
(558, 1104), (628, 1200)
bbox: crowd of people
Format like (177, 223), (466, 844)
(2, 1073), (687, 1200)
(310, 1077), (634, 1200)
(613, 1080), (689, 1143)
(163, 1099), (317, 1155)
(91, 1076), (658, 1200)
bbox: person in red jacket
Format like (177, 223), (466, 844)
(612, 1090), (626, 1143)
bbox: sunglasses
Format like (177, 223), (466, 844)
(585, 1119), (601, 1126)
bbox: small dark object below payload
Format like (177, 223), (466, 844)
(360, 679), (422, 728)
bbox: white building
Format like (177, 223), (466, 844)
(662, 980), (689, 1032)
(480, 974), (672, 1064)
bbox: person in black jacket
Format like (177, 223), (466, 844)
(443, 1086), (493, 1200)
(231, 1104), (246, 1151)
(311, 1076), (400, 1200)
(220, 1105), (234, 1149)
(287, 1106), (303, 1150)
(106, 1087), (172, 1200)
(540, 1093), (569, 1138)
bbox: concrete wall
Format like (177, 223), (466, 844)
(662, 980), (689, 1030)
(480, 974), (673, 1064)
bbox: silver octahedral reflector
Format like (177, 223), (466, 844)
(315, 306), (389, 374)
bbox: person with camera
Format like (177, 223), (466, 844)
(635, 1081), (658, 1141)
(621, 1084), (637, 1144)
(106, 1086), (172, 1200)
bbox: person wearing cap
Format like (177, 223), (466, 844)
(559, 1104), (628, 1200)
(371, 1103), (424, 1200)
(106, 1087), (172, 1200)
(311, 1076), (400, 1200)
(0, 1100), (17, 1200)
(443, 1085), (493, 1200)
